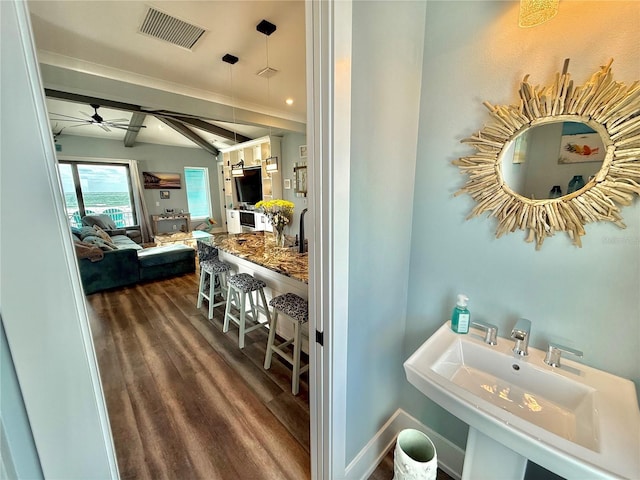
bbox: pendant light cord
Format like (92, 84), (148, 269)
(229, 63), (238, 146)
(265, 35), (272, 139)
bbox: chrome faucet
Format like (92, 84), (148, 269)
(511, 318), (531, 356)
(471, 320), (498, 345)
(544, 342), (583, 368)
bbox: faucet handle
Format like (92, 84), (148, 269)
(471, 320), (498, 345)
(544, 342), (583, 368)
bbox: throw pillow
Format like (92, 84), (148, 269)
(93, 225), (113, 243)
(79, 226), (97, 239)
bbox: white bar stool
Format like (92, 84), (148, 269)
(223, 273), (271, 349)
(197, 259), (232, 320)
(263, 293), (309, 395)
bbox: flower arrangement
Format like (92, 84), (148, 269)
(255, 199), (294, 246)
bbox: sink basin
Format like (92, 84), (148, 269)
(405, 322), (640, 479)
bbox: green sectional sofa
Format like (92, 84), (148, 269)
(72, 226), (195, 294)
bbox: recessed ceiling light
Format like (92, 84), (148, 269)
(285, 98), (294, 106)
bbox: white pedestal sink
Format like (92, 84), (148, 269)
(404, 322), (640, 479)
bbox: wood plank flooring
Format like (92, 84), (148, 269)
(87, 272), (310, 480)
(87, 271), (453, 480)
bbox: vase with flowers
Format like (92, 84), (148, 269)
(255, 199), (295, 247)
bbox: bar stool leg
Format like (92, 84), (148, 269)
(247, 291), (257, 322)
(292, 320), (302, 395)
(219, 271), (227, 300)
(258, 288), (272, 325)
(264, 309), (279, 369)
(223, 284), (234, 333)
(197, 269), (207, 308)
(238, 291), (246, 349)
(207, 273), (216, 319)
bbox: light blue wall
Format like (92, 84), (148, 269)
(0, 320), (43, 480)
(346, 0), (427, 463)
(402, 0), (640, 453)
(54, 135), (221, 231)
(281, 132), (308, 242)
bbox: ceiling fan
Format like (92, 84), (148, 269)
(49, 104), (146, 132)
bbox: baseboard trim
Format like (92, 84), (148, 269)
(344, 408), (465, 480)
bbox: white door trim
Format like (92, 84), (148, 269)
(307, 0), (353, 478)
(1, 1), (118, 477)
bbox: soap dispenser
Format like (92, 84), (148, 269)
(451, 294), (470, 334)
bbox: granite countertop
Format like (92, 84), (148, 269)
(198, 232), (308, 284)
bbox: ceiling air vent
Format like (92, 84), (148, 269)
(257, 67), (278, 79)
(139, 7), (206, 50)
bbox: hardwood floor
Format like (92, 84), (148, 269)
(87, 272), (453, 480)
(87, 272), (310, 480)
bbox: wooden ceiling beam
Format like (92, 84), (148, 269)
(153, 112), (251, 144)
(156, 117), (219, 156)
(123, 112), (147, 147)
(45, 89), (248, 150)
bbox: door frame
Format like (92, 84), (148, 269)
(307, 1), (352, 478)
(4, 0), (354, 477)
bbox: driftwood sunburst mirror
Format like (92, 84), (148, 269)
(454, 59), (640, 249)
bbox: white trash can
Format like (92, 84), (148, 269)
(393, 428), (437, 480)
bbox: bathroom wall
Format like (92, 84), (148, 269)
(403, 0), (640, 454)
(54, 135), (222, 230)
(345, 0), (427, 463)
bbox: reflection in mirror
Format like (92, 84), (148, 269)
(501, 122), (605, 200)
(453, 59), (640, 249)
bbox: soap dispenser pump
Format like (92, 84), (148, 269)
(451, 294), (470, 334)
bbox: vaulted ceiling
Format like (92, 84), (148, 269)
(28, 0), (307, 152)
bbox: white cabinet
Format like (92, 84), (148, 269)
(220, 136), (283, 207)
(226, 210), (242, 234)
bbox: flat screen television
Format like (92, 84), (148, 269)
(234, 167), (263, 205)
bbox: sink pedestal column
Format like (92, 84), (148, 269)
(461, 428), (527, 480)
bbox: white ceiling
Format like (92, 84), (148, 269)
(28, 1), (306, 149)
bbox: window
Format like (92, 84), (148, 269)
(59, 161), (137, 228)
(184, 167), (212, 219)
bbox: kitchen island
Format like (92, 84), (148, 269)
(198, 232), (307, 284)
(197, 232), (309, 348)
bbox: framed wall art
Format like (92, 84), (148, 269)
(143, 171), (181, 189)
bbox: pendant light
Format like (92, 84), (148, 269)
(223, 53), (244, 177)
(518, 0), (559, 27)
(257, 19), (279, 173)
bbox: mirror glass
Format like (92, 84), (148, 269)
(501, 121), (605, 200)
(294, 162), (307, 197)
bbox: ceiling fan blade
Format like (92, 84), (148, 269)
(98, 124), (111, 132)
(108, 122), (147, 129)
(52, 120), (93, 125)
(79, 110), (94, 119)
(105, 118), (131, 123)
(50, 112), (91, 121)
(110, 125), (143, 132)
(67, 122), (95, 128)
